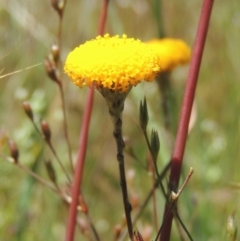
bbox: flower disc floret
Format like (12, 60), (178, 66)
(64, 34), (161, 92)
(146, 38), (191, 72)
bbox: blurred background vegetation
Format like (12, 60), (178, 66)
(0, 0), (240, 240)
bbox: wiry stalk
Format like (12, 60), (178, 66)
(54, 0), (74, 172)
(57, 81), (74, 172)
(160, 0), (215, 240)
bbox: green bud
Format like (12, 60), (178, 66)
(45, 159), (57, 183)
(139, 97), (148, 131)
(150, 129), (160, 161)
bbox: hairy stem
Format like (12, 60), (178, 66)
(160, 0), (215, 240)
(99, 87), (133, 240)
(113, 117), (133, 240)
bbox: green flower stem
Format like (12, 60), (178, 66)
(156, 73), (177, 134)
(99, 88), (133, 240)
(142, 129), (167, 199)
(65, 1), (110, 241)
(152, 0), (165, 38)
(160, 0), (215, 240)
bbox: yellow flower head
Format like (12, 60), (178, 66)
(64, 34), (161, 92)
(146, 38), (191, 72)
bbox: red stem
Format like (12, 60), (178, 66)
(98, 0), (109, 36)
(65, 87), (94, 241)
(159, 0), (214, 240)
(65, 1), (109, 241)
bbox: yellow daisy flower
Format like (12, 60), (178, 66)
(146, 38), (191, 72)
(64, 34), (161, 92)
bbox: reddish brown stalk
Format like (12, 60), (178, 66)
(159, 0), (215, 240)
(98, 0), (109, 36)
(65, 1), (109, 241)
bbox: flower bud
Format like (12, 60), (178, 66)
(139, 97), (148, 131)
(41, 120), (51, 142)
(51, 44), (60, 63)
(44, 56), (59, 83)
(8, 140), (19, 164)
(22, 101), (34, 121)
(45, 159), (57, 183)
(150, 129), (160, 161)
